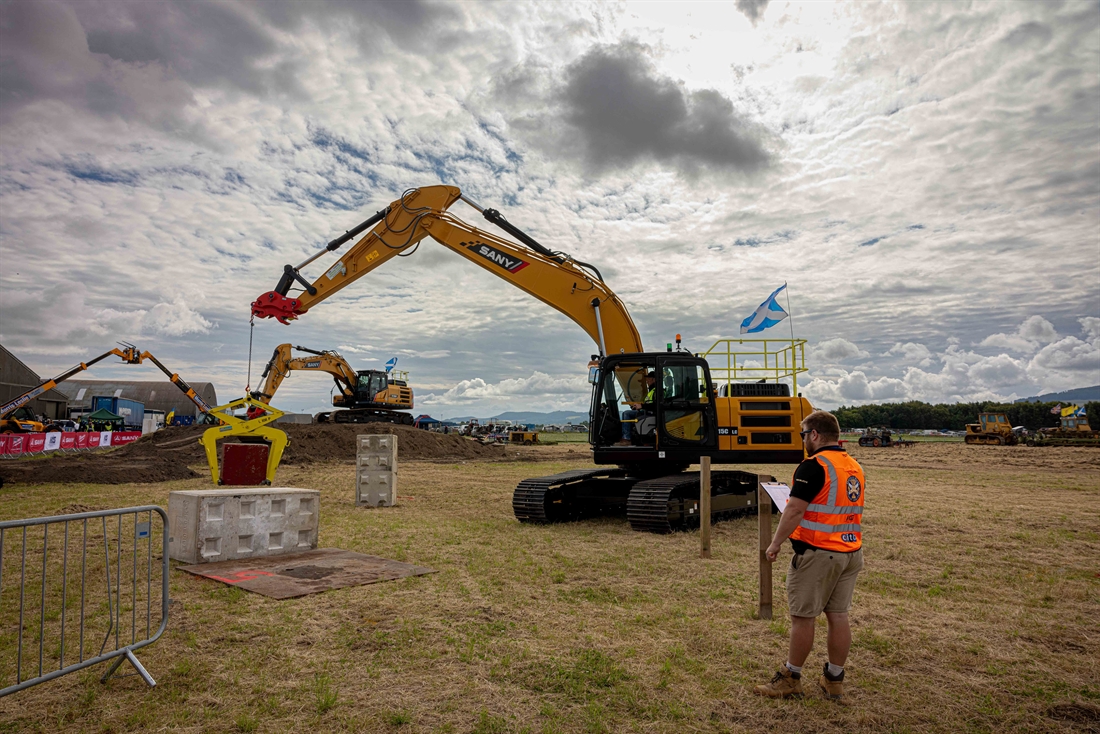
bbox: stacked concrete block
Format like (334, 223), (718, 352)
(168, 487), (320, 564)
(357, 434), (397, 507)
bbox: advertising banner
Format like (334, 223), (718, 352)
(0, 435), (8, 454)
(87, 432), (100, 448)
(99, 432), (112, 447)
(60, 434), (77, 450)
(8, 435), (25, 455)
(44, 433), (62, 451)
(111, 432), (141, 446)
(76, 432), (90, 449)
(27, 435), (47, 453)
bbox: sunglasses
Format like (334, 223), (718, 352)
(799, 429), (815, 438)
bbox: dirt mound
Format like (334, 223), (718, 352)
(0, 423), (505, 485)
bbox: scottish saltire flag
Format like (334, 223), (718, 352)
(385, 357), (398, 372)
(740, 284), (789, 334)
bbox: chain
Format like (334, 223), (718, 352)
(245, 312), (255, 394)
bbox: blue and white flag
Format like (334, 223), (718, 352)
(740, 284), (789, 334)
(385, 357), (398, 372)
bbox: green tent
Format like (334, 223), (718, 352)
(84, 408), (124, 430)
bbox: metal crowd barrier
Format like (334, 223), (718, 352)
(0, 506), (169, 697)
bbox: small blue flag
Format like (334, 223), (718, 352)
(740, 284), (789, 334)
(385, 357), (398, 372)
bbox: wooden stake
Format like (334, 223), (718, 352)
(758, 475), (774, 620)
(700, 456), (711, 559)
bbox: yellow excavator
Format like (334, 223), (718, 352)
(249, 344), (414, 424)
(1, 344), (213, 433)
(252, 185), (814, 532)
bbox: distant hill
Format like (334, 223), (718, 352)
(1015, 385), (1100, 404)
(440, 410), (588, 425)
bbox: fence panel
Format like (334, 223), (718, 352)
(0, 506), (169, 697)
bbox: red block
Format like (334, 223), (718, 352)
(8, 435), (24, 455)
(75, 432), (89, 448)
(0, 435), (8, 454)
(60, 434), (76, 449)
(221, 443), (270, 486)
(26, 435), (46, 453)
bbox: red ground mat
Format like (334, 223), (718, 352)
(176, 548), (436, 599)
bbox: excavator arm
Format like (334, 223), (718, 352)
(0, 345), (143, 420)
(1, 345), (213, 425)
(251, 185), (643, 356)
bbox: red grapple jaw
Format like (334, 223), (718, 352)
(251, 291), (304, 325)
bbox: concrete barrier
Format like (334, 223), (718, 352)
(168, 488), (320, 564)
(357, 435), (397, 507)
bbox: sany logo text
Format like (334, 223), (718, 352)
(466, 242), (529, 274)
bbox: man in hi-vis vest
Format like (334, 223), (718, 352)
(755, 410), (864, 704)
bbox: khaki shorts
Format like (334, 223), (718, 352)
(787, 547), (864, 618)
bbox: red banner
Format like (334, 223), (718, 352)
(0, 435), (8, 454)
(75, 432), (89, 449)
(87, 433), (100, 448)
(7, 435), (25, 455)
(111, 432), (141, 446)
(26, 435), (46, 453)
(60, 434), (76, 449)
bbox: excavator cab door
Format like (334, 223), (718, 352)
(655, 358), (716, 449)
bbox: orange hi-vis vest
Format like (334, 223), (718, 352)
(790, 449), (865, 552)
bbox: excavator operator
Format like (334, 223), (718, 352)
(617, 372), (657, 446)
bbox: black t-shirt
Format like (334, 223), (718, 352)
(789, 446), (848, 554)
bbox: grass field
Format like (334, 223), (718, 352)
(1, 443), (1098, 733)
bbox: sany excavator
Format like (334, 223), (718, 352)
(1, 344), (214, 433)
(249, 344), (414, 424)
(252, 185), (814, 533)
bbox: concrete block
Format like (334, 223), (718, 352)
(168, 487), (320, 564)
(356, 434), (397, 507)
(358, 434), (397, 455)
(356, 471), (396, 507)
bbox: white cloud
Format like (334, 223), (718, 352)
(884, 342), (933, 367)
(422, 371), (588, 403)
(811, 338), (869, 362)
(979, 315), (1059, 353)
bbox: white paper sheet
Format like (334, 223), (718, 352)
(761, 482), (791, 513)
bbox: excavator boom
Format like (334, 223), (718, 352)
(252, 186), (643, 356)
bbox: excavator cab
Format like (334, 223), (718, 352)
(589, 353), (718, 465)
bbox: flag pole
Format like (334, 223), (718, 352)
(783, 282), (798, 395)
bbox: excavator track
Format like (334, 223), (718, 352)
(513, 468), (625, 523)
(627, 471), (761, 534)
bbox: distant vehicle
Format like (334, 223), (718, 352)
(1027, 412), (1100, 447)
(52, 419), (79, 432)
(858, 427), (893, 447)
(964, 413), (1018, 446)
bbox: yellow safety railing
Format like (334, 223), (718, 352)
(699, 338), (808, 396)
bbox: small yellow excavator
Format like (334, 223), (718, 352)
(249, 344), (414, 425)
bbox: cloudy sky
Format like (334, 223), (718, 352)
(1, 0), (1097, 419)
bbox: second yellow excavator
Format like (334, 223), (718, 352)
(249, 344), (414, 425)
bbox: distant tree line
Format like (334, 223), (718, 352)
(831, 400), (1100, 431)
